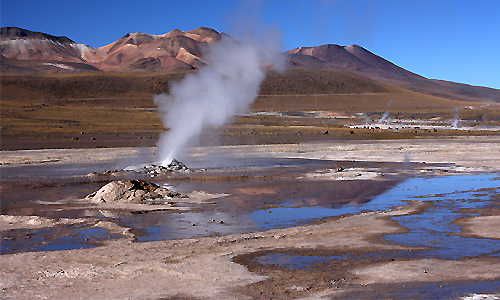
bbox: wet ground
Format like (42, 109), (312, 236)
(1, 157), (409, 253)
(1, 140), (500, 299)
(2, 156), (499, 261)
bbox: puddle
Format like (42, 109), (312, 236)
(255, 252), (345, 270)
(252, 174), (500, 230)
(0, 225), (123, 254)
(252, 250), (427, 270)
(2, 163), (500, 258)
(375, 174), (500, 259)
(341, 281), (500, 300)
(253, 173), (500, 259)
(121, 209), (261, 242)
(384, 187), (500, 259)
(257, 173), (499, 223)
(248, 249), (500, 299)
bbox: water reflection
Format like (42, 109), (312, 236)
(3, 172), (499, 258)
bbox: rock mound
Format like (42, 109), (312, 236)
(123, 159), (189, 177)
(166, 159), (189, 171)
(85, 179), (185, 204)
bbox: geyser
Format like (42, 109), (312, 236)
(378, 99), (393, 124)
(451, 108), (460, 127)
(154, 36), (285, 166)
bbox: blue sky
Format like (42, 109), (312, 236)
(2, 0), (499, 89)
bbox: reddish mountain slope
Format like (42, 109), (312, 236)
(0, 27), (106, 67)
(0, 27), (222, 73)
(1, 27), (498, 102)
(288, 44), (499, 103)
(97, 27), (221, 71)
(287, 44), (420, 78)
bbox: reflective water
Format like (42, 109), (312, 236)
(3, 171), (499, 257)
(131, 173), (500, 260)
(253, 173), (499, 228)
(341, 281), (500, 300)
(255, 252), (346, 270)
(254, 250), (429, 270)
(251, 174), (500, 264)
(1, 226), (122, 254)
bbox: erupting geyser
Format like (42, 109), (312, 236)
(378, 99), (393, 124)
(154, 36), (285, 166)
(451, 108), (460, 128)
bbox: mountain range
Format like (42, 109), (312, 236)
(1, 26), (498, 103)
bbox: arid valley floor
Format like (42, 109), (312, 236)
(1, 137), (500, 299)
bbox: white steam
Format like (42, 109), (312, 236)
(378, 99), (393, 124)
(154, 36), (285, 166)
(377, 111), (389, 124)
(451, 108), (460, 127)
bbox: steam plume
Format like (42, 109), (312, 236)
(378, 99), (393, 124)
(451, 108), (460, 127)
(378, 111), (389, 124)
(154, 36), (285, 166)
(481, 114), (488, 127)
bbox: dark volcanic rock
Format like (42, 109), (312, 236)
(85, 179), (185, 204)
(88, 160), (189, 178)
(167, 159), (189, 171)
(124, 159), (189, 177)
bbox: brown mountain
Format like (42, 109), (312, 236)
(1, 27), (498, 102)
(287, 44), (499, 103)
(0, 27), (106, 67)
(0, 27), (222, 73)
(288, 44), (414, 76)
(97, 27), (222, 71)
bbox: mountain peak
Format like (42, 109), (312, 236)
(0, 27), (74, 44)
(288, 43), (408, 75)
(186, 27), (219, 35)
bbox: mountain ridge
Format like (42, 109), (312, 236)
(1, 26), (498, 103)
(287, 43), (499, 103)
(0, 27), (222, 72)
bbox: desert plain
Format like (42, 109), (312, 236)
(1, 70), (500, 299)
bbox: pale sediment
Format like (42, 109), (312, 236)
(1, 137), (500, 299)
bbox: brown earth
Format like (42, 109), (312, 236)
(2, 70), (499, 151)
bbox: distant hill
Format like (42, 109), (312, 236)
(0, 27), (222, 73)
(97, 27), (222, 71)
(0, 27), (106, 65)
(1, 26), (499, 102)
(287, 44), (499, 103)
(288, 44), (417, 77)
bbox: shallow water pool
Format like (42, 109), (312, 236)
(253, 173), (500, 259)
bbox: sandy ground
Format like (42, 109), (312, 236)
(1, 137), (500, 299)
(2, 137), (499, 171)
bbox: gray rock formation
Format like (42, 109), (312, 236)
(123, 159), (189, 177)
(85, 179), (185, 204)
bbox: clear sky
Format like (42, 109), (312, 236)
(2, 0), (499, 89)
